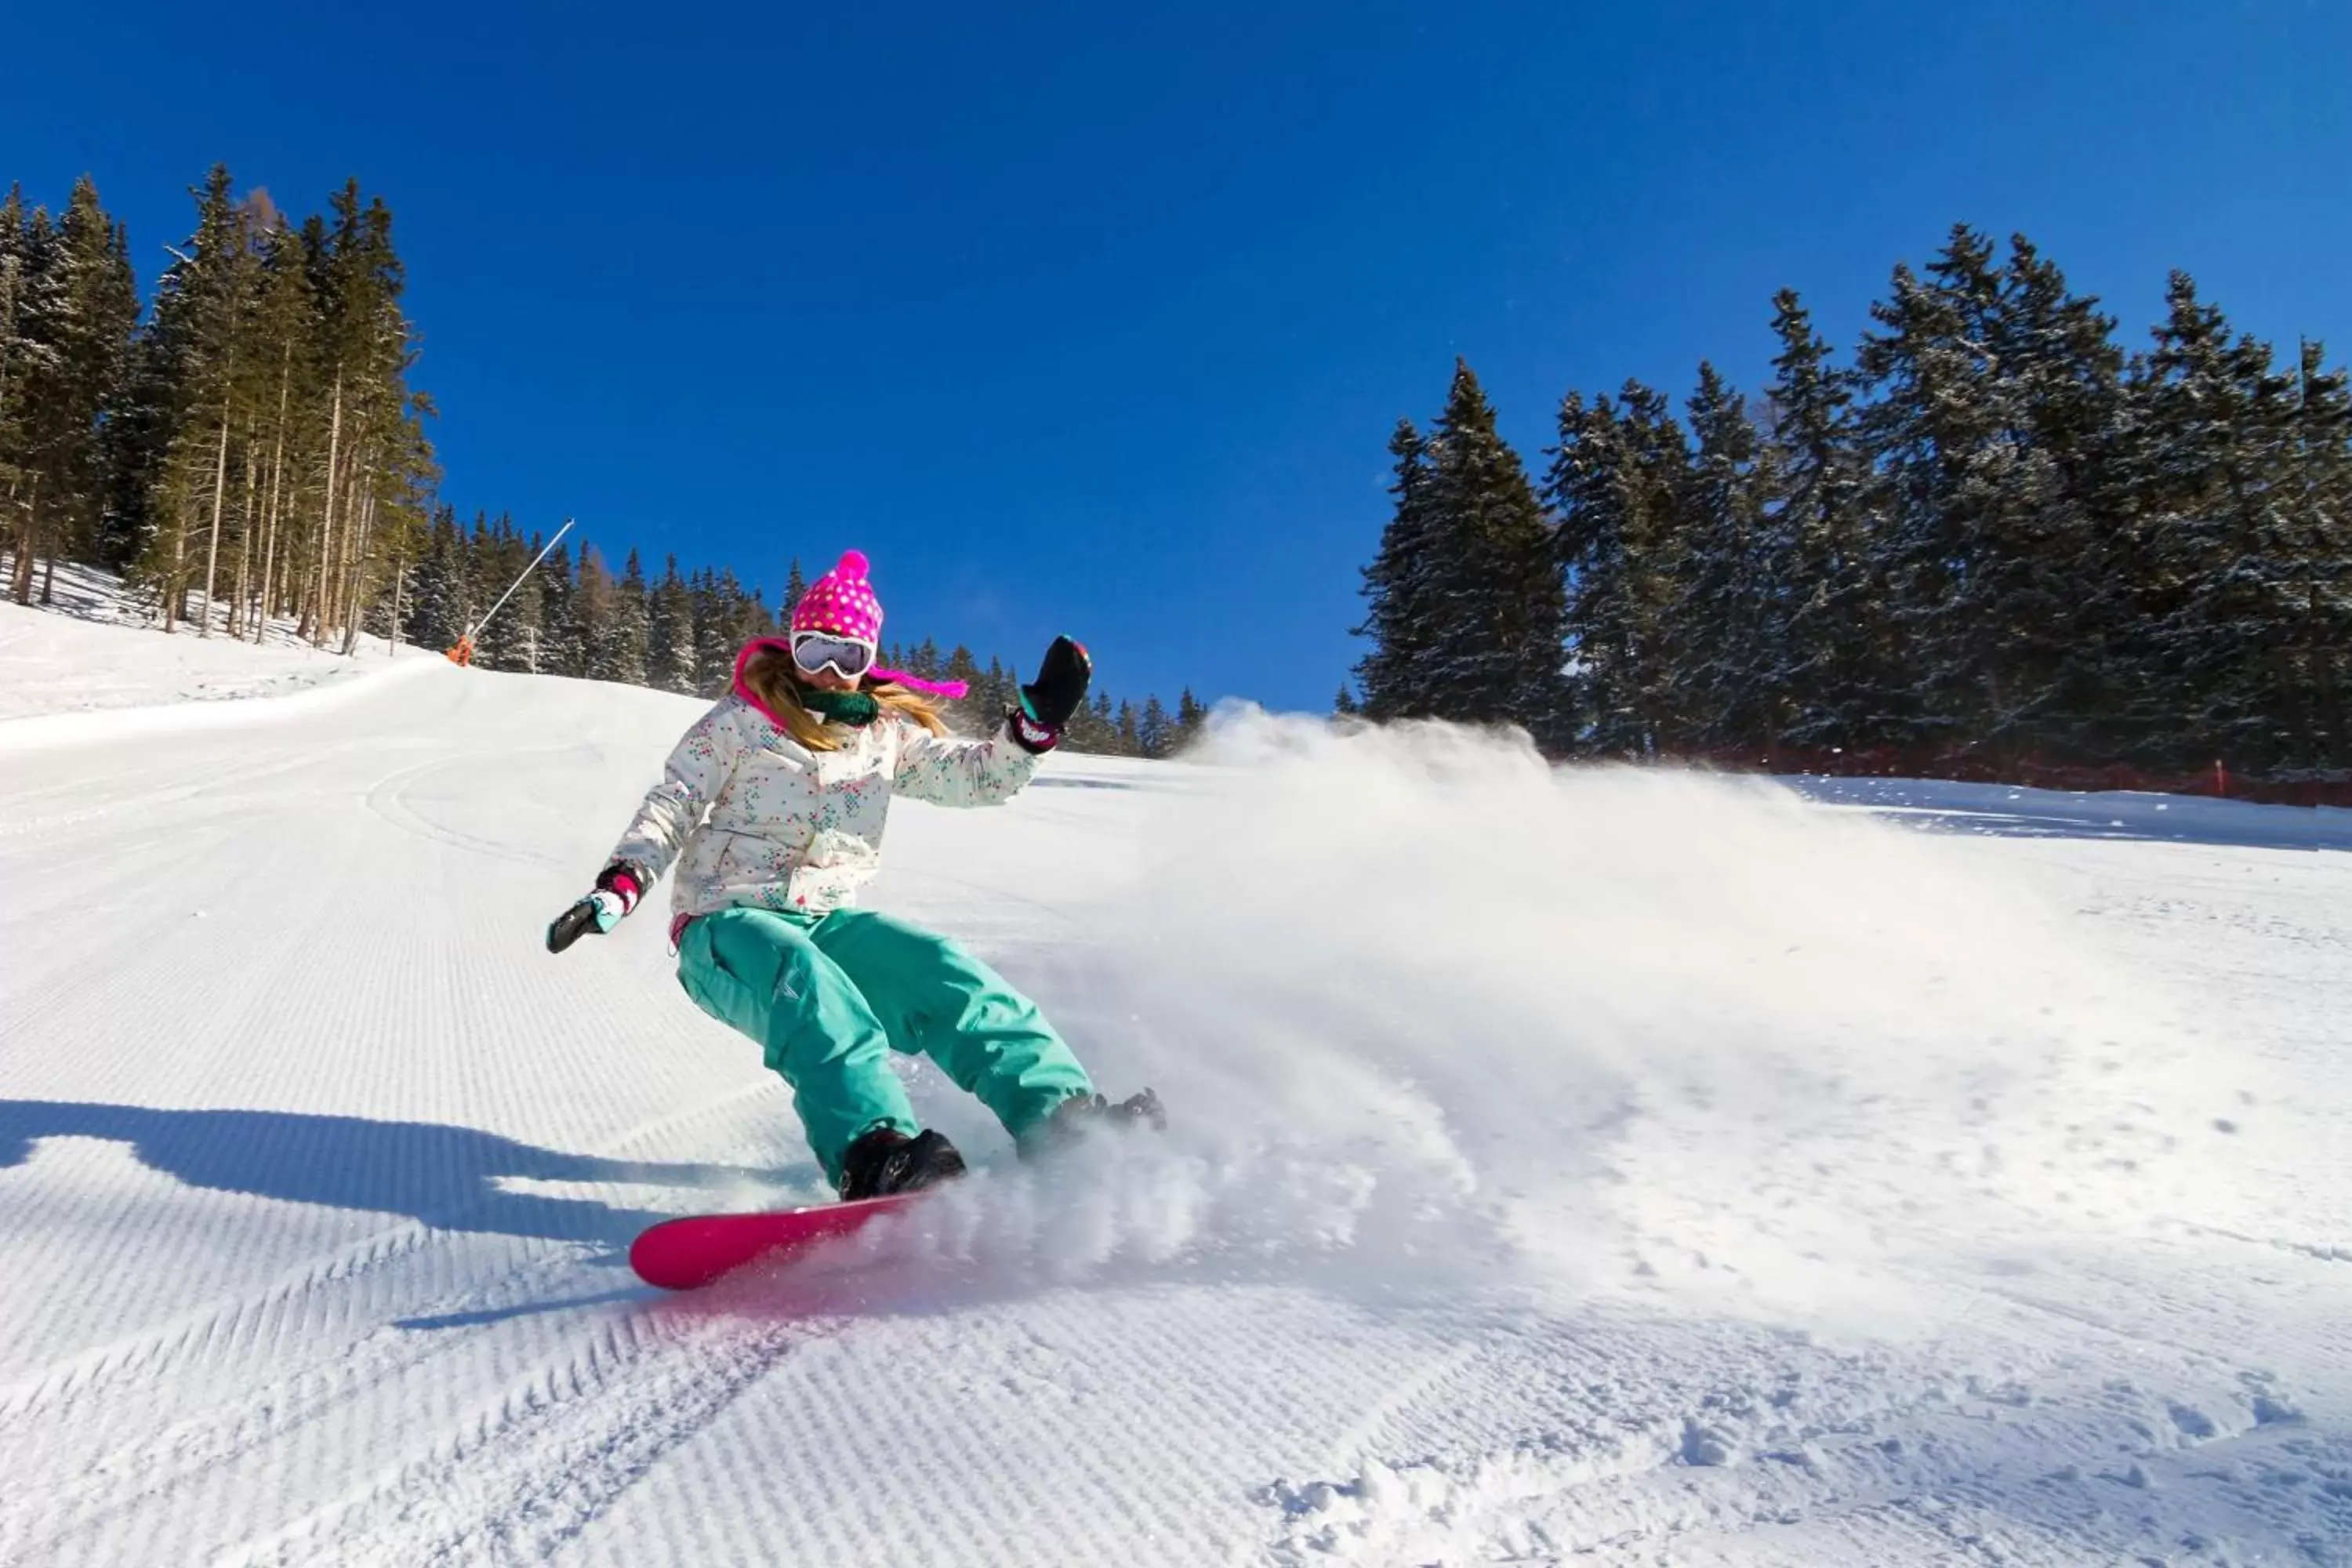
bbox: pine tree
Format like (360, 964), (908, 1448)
(571, 546), (615, 681)
(2290, 339), (2352, 765)
(690, 567), (735, 695)
(1976, 236), (2132, 759)
(941, 644), (984, 728)
(783, 556), (807, 615)
(0, 185), (35, 525)
(1353, 419), (1438, 720)
(602, 548), (650, 684)
(1617, 381), (1697, 751)
(402, 505), (466, 650)
(1854, 229), (2012, 748)
(1069, 691), (1116, 753)
(1140, 694), (1174, 755)
(1672, 363), (1777, 750)
(537, 541), (581, 677)
(1175, 688), (1208, 747)
(7, 176), (136, 607)
(136, 165), (260, 630)
(481, 521), (548, 672)
(1547, 391), (1627, 752)
(1763, 287), (1877, 751)
(2122, 273), (2304, 768)
(581, 546), (648, 684)
(1115, 699), (1142, 757)
(1356, 368), (1566, 736)
(646, 554), (698, 694)
(234, 220), (319, 637)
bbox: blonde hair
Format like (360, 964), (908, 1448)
(739, 644), (949, 753)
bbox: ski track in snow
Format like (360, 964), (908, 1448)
(1, 630), (2347, 1566)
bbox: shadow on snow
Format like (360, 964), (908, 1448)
(0, 1099), (810, 1245)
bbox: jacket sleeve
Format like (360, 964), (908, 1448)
(892, 718), (1041, 808)
(608, 699), (742, 881)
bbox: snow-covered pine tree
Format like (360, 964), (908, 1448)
(1076, 691), (1116, 753)
(537, 540), (581, 677)
(463, 512), (497, 641)
(134, 165), (260, 633)
(403, 505), (466, 651)
(0, 186), (32, 522)
(689, 567), (735, 695)
(235, 221), (318, 638)
(1762, 287), (1876, 753)
(647, 554), (698, 694)
(1854, 228), (2016, 751)
(1353, 419), (1437, 720)
(569, 546), (618, 681)
(1415, 361), (1562, 735)
(1673, 363), (1778, 751)
(2290, 340), (2352, 766)
(2122, 273), (2303, 770)
(1140, 694), (1173, 755)
(1980, 235), (2132, 761)
(1547, 390), (1629, 753)
(8, 177), (136, 608)
(485, 521), (549, 673)
(1175, 688), (1208, 747)
(586, 547), (649, 685)
(1613, 380), (1695, 753)
(941, 644), (983, 728)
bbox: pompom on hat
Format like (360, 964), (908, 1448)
(791, 549), (885, 644)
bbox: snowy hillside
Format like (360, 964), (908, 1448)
(1, 629), (2347, 1566)
(0, 560), (407, 722)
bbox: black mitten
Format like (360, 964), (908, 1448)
(546, 863), (645, 953)
(1009, 635), (1091, 754)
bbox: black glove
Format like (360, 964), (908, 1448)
(547, 863), (645, 953)
(1009, 636), (1091, 754)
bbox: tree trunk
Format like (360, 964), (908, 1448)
(255, 346), (292, 643)
(200, 386), (232, 637)
(163, 484), (184, 633)
(306, 366), (344, 644)
(9, 471), (34, 604)
(231, 428), (260, 637)
(339, 461), (376, 655)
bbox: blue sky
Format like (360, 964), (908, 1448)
(6, 2), (2346, 713)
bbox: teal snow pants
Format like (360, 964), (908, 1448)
(676, 906), (1093, 1187)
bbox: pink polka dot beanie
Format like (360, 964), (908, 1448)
(758, 548), (971, 702)
(792, 550), (884, 643)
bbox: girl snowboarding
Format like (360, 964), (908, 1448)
(547, 550), (1159, 1200)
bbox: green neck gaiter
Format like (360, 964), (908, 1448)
(800, 685), (880, 727)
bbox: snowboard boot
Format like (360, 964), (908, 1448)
(837, 1126), (968, 1201)
(1019, 1088), (1167, 1160)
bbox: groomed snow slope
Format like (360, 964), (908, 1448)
(0, 658), (2346, 1566)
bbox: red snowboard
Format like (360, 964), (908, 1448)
(630, 1192), (928, 1290)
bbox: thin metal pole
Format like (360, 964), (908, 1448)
(469, 517), (574, 642)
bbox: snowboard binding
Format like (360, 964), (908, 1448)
(1020, 1088), (1167, 1160)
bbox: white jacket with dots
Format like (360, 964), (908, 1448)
(608, 694), (1040, 926)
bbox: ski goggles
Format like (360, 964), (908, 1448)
(789, 630), (878, 680)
